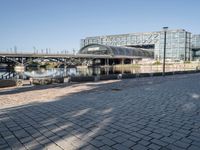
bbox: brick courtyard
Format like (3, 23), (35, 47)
(0, 74), (200, 150)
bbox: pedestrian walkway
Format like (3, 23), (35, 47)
(0, 74), (200, 150)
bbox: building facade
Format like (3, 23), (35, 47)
(81, 29), (195, 61)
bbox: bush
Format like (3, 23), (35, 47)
(184, 61), (191, 64)
(153, 61), (161, 65)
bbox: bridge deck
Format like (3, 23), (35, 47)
(0, 53), (142, 59)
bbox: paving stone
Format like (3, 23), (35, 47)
(173, 140), (190, 148)
(99, 145), (113, 150)
(192, 141), (200, 147)
(113, 136), (127, 143)
(131, 144), (148, 150)
(188, 145), (200, 150)
(129, 136), (141, 142)
(138, 140), (151, 146)
(101, 137), (116, 146)
(180, 137), (192, 144)
(150, 133), (163, 139)
(0, 144), (10, 149)
(104, 133), (118, 139)
(138, 129), (152, 135)
(89, 139), (105, 148)
(1, 74), (200, 150)
(161, 136), (176, 144)
(122, 140), (136, 148)
(151, 139), (168, 147)
(167, 144), (184, 150)
(148, 143), (161, 150)
(142, 135), (152, 141)
(130, 132), (144, 138)
(112, 144), (129, 150)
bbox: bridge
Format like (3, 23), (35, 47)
(0, 53), (142, 60)
(0, 52), (143, 66)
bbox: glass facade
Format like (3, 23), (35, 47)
(81, 29), (193, 60)
(192, 35), (200, 48)
(192, 35), (200, 57)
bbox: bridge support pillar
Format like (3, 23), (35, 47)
(105, 59), (109, 66)
(131, 59), (135, 64)
(92, 59), (96, 66)
(121, 59), (124, 65)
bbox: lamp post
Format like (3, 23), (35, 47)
(163, 27), (168, 76)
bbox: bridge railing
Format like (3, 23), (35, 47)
(0, 72), (17, 80)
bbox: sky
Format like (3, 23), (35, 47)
(0, 0), (200, 53)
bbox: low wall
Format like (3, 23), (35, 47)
(32, 77), (64, 85)
(70, 76), (95, 82)
(0, 80), (16, 88)
(70, 70), (200, 82)
(100, 74), (118, 80)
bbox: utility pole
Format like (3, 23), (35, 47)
(14, 46), (17, 54)
(162, 27), (168, 76)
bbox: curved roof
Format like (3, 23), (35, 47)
(79, 44), (154, 58)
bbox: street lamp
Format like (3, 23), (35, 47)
(163, 27), (168, 76)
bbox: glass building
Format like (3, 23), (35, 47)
(81, 29), (196, 61)
(192, 35), (200, 59)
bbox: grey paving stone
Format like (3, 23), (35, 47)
(151, 139), (168, 147)
(138, 129), (152, 135)
(191, 141), (200, 147)
(131, 144), (148, 150)
(150, 133), (163, 139)
(188, 145), (200, 150)
(0, 144), (10, 149)
(89, 139), (105, 148)
(142, 135), (153, 141)
(104, 133), (118, 139)
(161, 136), (176, 144)
(112, 144), (129, 150)
(130, 132), (145, 138)
(167, 144), (184, 150)
(180, 137), (192, 144)
(101, 137), (116, 146)
(173, 140), (190, 148)
(99, 145), (113, 150)
(138, 140), (151, 146)
(1, 74), (200, 150)
(188, 135), (200, 142)
(122, 140), (136, 148)
(148, 143), (161, 150)
(113, 136), (127, 143)
(129, 136), (141, 142)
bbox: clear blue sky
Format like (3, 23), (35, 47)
(0, 0), (200, 53)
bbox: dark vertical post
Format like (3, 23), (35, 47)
(184, 32), (187, 61)
(188, 33), (191, 61)
(163, 27), (168, 76)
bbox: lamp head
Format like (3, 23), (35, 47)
(163, 27), (168, 31)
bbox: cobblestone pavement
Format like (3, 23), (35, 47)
(0, 74), (200, 150)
